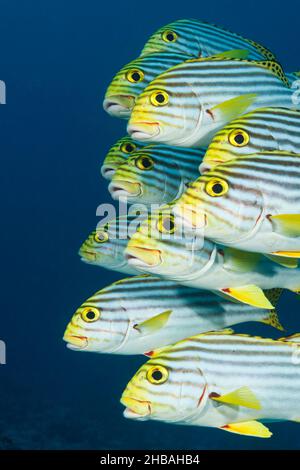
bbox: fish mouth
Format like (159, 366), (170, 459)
(101, 165), (116, 180)
(79, 247), (97, 263)
(199, 159), (224, 174)
(108, 180), (142, 199)
(121, 396), (151, 418)
(127, 122), (160, 141)
(126, 245), (162, 268)
(63, 332), (89, 350)
(103, 95), (135, 118)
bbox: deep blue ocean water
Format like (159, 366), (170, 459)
(1, 0), (300, 450)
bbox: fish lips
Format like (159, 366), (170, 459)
(101, 165), (117, 180)
(126, 246), (162, 269)
(108, 180), (142, 200)
(127, 122), (160, 141)
(63, 332), (89, 350)
(103, 95), (135, 118)
(121, 396), (151, 419)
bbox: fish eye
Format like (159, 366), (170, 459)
(146, 365), (169, 384)
(150, 90), (169, 107)
(94, 231), (109, 243)
(157, 214), (176, 234)
(162, 30), (178, 43)
(81, 306), (100, 323)
(120, 142), (136, 154)
(228, 129), (250, 147)
(135, 155), (154, 171)
(125, 69), (145, 83)
(205, 178), (229, 197)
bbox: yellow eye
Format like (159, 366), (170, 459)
(157, 214), (175, 234)
(120, 142), (136, 154)
(94, 231), (109, 243)
(81, 306), (100, 323)
(125, 69), (145, 83)
(228, 129), (249, 147)
(135, 155), (154, 171)
(146, 365), (169, 384)
(150, 90), (169, 106)
(205, 178), (229, 197)
(162, 30), (178, 43)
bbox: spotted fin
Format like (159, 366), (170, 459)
(220, 285), (274, 309)
(211, 386), (261, 410)
(279, 332), (300, 343)
(255, 61), (290, 87)
(269, 214), (300, 238)
(265, 254), (298, 268)
(221, 421), (272, 438)
(134, 310), (173, 336)
(261, 309), (284, 331)
(210, 94), (257, 123)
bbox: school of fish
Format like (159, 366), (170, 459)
(64, 19), (300, 439)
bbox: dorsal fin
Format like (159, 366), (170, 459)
(245, 39), (276, 61)
(255, 61), (290, 87)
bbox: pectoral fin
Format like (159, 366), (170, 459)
(210, 94), (257, 123)
(265, 254), (298, 268)
(134, 310), (172, 336)
(211, 387), (261, 410)
(269, 214), (300, 238)
(211, 49), (250, 60)
(221, 421), (272, 438)
(221, 285), (274, 309)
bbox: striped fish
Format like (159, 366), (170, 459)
(140, 19), (276, 61)
(108, 145), (205, 205)
(79, 215), (144, 275)
(101, 136), (146, 180)
(63, 275), (282, 355)
(121, 330), (300, 438)
(200, 107), (300, 173)
(173, 151), (300, 258)
(128, 56), (297, 148)
(125, 205), (300, 308)
(103, 52), (190, 118)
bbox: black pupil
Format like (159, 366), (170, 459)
(212, 183), (223, 194)
(156, 93), (165, 103)
(163, 217), (174, 231)
(152, 370), (163, 381)
(86, 310), (96, 320)
(125, 144), (134, 152)
(166, 33), (174, 41)
(234, 133), (245, 144)
(132, 72), (140, 82)
(142, 157), (151, 168)
(97, 232), (106, 241)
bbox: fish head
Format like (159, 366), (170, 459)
(78, 218), (132, 273)
(173, 163), (264, 244)
(103, 52), (189, 119)
(200, 108), (278, 173)
(125, 204), (215, 280)
(63, 293), (130, 354)
(108, 146), (182, 205)
(140, 19), (201, 57)
(121, 349), (208, 422)
(101, 137), (144, 180)
(127, 66), (204, 147)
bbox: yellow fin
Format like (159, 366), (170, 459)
(246, 39), (276, 61)
(210, 94), (257, 123)
(269, 214), (300, 238)
(221, 420), (272, 438)
(220, 285), (274, 309)
(265, 253), (298, 268)
(255, 61), (290, 87)
(187, 49), (250, 63)
(211, 386), (261, 410)
(134, 310), (172, 336)
(279, 332), (300, 343)
(272, 251), (300, 258)
(261, 309), (284, 331)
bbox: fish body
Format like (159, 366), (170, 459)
(121, 331), (300, 437)
(108, 144), (205, 205)
(101, 136), (146, 180)
(200, 107), (300, 173)
(174, 152), (300, 257)
(140, 19), (275, 61)
(103, 52), (190, 118)
(63, 275), (281, 355)
(79, 215), (144, 275)
(125, 206), (299, 308)
(128, 57), (295, 148)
